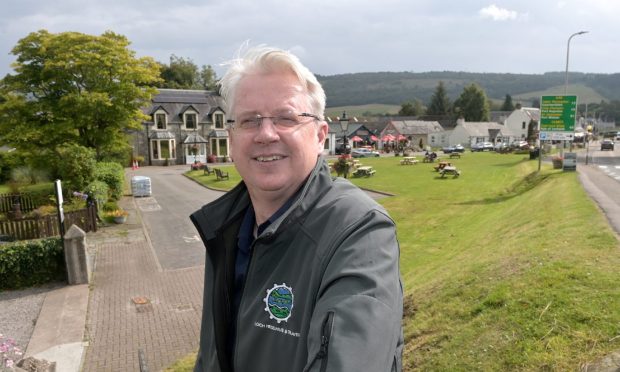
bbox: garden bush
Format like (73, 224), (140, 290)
(56, 144), (97, 193)
(0, 238), (65, 290)
(85, 180), (109, 208)
(94, 162), (124, 200)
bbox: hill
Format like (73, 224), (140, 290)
(317, 71), (620, 108)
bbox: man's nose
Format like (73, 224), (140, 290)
(254, 117), (280, 143)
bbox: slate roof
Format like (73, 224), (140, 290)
(389, 120), (444, 135)
(143, 89), (226, 124)
(459, 122), (517, 137)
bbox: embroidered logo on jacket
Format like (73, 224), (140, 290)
(263, 283), (294, 323)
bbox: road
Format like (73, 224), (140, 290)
(577, 140), (620, 236)
(128, 165), (224, 270)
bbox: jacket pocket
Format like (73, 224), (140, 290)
(304, 311), (335, 372)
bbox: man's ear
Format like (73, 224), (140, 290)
(316, 121), (328, 153)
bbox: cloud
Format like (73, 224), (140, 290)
(479, 4), (518, 21)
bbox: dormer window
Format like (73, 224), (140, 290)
(155, 113), (167, 130)
(185, 112), (197, 129)
(214, 113), (224, 129)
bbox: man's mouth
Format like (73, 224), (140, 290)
(255, 155), (283, 162)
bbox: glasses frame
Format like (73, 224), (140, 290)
(227, 112), (321, 131)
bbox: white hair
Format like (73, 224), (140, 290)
(218, 45), (326, 119)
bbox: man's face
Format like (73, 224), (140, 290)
(229, 71), (327, 199)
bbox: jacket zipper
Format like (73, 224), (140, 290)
(305, 310), (334, 372)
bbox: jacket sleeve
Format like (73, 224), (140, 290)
(303, 209), (404, 372)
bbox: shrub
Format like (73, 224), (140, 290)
(94, 162), (124, 200)
(56, 144), (97, 193)
(102, 200), (119, 212)
(0, 238), (65, 290)
(85, 180), (109, 207)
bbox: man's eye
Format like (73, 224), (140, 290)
(276, 117), (298, 126)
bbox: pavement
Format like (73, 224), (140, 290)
(20, 157), (620, 372)
(24, 188), (205, 372)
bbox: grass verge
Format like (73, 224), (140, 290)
(183, 153), (620, 370)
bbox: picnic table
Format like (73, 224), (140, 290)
(449, 153), (462, 159)
(353, 165), (376, 177)
(400, 156), (418, 165)
(439, 165), (461, 178)
(433, 161), (452, 172)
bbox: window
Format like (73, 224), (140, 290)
(151, 139), (176, 160)
(214, 113), (224, 129)
(185, 113), (197, 129)
(324, 137), (330, 150)
(210, 138), (229, 157)
(155, 113), (167, 130)
(522, 121), (526, 130)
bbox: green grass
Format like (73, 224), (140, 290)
(182, 153), (620, 370)
(325, 104), (400, 118)
(185, 165), (241, 191)
(164, 352), (197, 372)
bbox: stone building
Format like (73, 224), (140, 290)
(133, 89), (228, 166)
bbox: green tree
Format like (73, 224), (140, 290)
(427, 81), (451, 116)
(398, 99), (425, 116)
(453, 83), (490, 121)
(159, 56), (218, 91)
(0, 30), (160, 162)
(501, 94), (515, 111)
(199, 64), (218, 91)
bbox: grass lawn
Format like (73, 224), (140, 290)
(181, 152), (620, 371)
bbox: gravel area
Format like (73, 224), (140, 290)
(0, 282), (64, 356)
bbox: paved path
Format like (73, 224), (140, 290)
(81, 166), (223, 371)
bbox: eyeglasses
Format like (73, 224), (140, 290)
(228, 112), (321, 131)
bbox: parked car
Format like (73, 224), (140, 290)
(471, 142), (493, 152)
(453, 144), (465, 152)
(442, 145), (455, 154)
(600, 139), (615, 151)
(511, 141), (530, 150)
(494, 142), (510, 152)
(351, 148), (380, 158)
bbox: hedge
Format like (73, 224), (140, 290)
(0, 238), (66, 290)
(94, 162), (125, 200)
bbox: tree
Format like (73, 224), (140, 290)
(453, 83), (490, 121)
(159, 55), (218, 90)
(427, 81), (451, 116)
(398, 99), (425, 116)
(0, 30), (161, 163)
(501, 94), (515, 111)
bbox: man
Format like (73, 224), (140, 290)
(190, 46), (403, 372)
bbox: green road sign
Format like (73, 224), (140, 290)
(540, 95), (577, 132)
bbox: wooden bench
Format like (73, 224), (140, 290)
(215, 168), (229, 181)
(433, 162), (452, 172)
(440, 166), (461, 178)
(353, 166), (376, 177)
(449, 153), (461, 159)
(203, 165), (214, 176)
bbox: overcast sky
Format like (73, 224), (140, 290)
(1, 0), (618, 79)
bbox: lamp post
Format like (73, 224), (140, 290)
(565, 31), (588, 94)
(339, 111), (350, 178)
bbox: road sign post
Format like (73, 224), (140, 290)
(539, 95), (578, 171)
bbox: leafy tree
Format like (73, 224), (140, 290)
(501, 94), (515, 111)
(427, 81), (451, 116)
(199, 64), (218, 91)
(159, 55), (217, 90)
(0, 30), (160, 162)
(398, 99), (425, 116)
(453, 83), (490, 121)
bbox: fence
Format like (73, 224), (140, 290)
(0, 193), (37, 213)
(0, 205), (98, 241)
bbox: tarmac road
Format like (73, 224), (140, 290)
(128, 165), (225, 270)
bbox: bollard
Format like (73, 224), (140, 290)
(63, 224), (91, 285)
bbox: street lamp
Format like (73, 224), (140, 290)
(565, 31), (588, 94)
(339, 111), (350, 155)
(339, 111), (350, 179)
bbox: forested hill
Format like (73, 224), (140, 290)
(317, 71), (620, 107)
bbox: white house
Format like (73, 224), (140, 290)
(503, 107), (540, 141)
(449, 118), (518, 147)
(380, 120), (447, 149)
